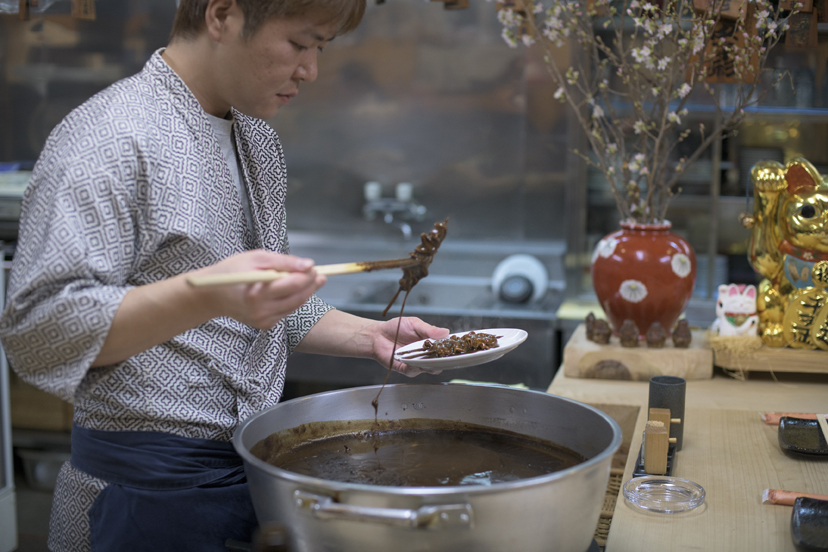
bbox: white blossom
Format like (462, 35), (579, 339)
(692, 32), (705, 54)
(497, 8), (520, 26)
(632, 46), (651, 65)
(629, 153), (646, 172)
(501, 27), (519, 48)
(487, 0), (785, 226)
(633, 120), (647, 134)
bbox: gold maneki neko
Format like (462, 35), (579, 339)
(741, 157), (828, 349)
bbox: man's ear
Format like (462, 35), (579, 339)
(205, 0), (238, 41)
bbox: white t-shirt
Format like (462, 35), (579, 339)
(205, 112), (256, 243)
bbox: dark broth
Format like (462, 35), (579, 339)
(251, 419), (586, 487)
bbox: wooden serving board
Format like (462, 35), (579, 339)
(712, 338), (828, 375)
(606, 408), (828, 552)
(562, 324), (714, 381)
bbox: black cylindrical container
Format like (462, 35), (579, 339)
(648, 376), (686, 451)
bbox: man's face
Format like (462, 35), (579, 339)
(216, 11), (337, 120)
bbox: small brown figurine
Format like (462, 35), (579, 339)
(672, 319), (692, 348)
(592, 319), (612, 344)
(646, 322), (667, 348)
(619, 319), (639, 347)
(585, 312), (596, 341)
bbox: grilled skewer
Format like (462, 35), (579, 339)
(400, 332), (501, 359)
(186, 218), (449, 289)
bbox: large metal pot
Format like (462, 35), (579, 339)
(234, 383), (622, 552)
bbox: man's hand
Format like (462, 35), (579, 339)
(370, 316), (450, 376)
(93, 249), (326, 367)
(192, 250), (327, 329)
(295, 310), (450, 377)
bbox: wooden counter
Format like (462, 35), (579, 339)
(548, 367), (828, 412)
(547, 368), (828, 552)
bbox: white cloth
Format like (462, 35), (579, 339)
(205, 112), (257, 244)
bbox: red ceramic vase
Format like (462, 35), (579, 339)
(590, 221), (696, 337)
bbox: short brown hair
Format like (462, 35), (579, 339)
(170, 0), (366, 41)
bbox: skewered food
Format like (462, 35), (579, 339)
(401, 331), (500, 359)
(382, 218), (449, 317)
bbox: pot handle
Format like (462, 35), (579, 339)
(293, 490), (474, 529)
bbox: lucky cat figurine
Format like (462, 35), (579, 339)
(742, 157), (828, 347)
(710, 284), (758, 337)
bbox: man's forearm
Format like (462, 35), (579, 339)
(294, 309), (377, 359)
(92, 273), (214, 367)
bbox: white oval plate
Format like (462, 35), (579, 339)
(394, 328), (528, 370)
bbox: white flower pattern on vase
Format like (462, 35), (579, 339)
(592, 237), (619, 264)
(619, 280), (648, 303)
(671, 253), (692, 278)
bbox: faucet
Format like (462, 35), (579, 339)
(362, 182), (427, 239)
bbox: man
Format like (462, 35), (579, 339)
(0, 1), (449, 550)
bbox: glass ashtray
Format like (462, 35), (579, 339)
(622, 476), (706, 514)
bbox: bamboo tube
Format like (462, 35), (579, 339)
(186, 258), (419, 288)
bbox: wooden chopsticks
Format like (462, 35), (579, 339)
(186, 258), (419, 287)
(763, 489), (828, 506)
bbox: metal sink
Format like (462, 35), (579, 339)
(288, 231), (567, 315)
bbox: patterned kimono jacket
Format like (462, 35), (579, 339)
(0, 50), (333, 551)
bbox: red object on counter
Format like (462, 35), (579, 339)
(591, 221), (697, 338)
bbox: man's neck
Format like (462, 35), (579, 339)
(162, 40), (231, 118)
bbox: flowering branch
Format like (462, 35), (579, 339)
(493, 0), (794, 224)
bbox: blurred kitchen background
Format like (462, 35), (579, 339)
(2, 1), (828, 550)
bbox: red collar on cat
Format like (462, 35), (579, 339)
(779, 240), (828, 262)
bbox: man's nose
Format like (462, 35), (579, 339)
(296, 49), (318, 82)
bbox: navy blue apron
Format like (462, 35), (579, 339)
(71, 423), (258, 551)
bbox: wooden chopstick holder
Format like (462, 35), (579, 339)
(186, 258), (418, 287)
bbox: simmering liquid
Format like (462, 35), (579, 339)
(251, 420), (586, 487)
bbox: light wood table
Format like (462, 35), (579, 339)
(547, 368), (828, 552)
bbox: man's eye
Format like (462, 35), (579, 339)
(292, 42), (308, 51)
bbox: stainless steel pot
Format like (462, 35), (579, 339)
(233, 383), (622, 552)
